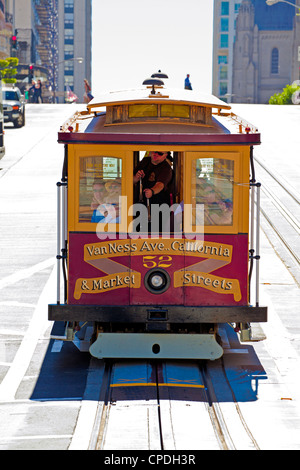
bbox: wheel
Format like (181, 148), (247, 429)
(13, 112), (25, 128)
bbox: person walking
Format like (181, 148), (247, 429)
(84, 79), (94, 103)
(35, 80), (43, 103)
(184, 74), (192, 90)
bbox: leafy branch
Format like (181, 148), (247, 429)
(269, 83), (300, 105)
(0, 57), (19, 84)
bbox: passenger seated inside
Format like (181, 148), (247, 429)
(91, 178), (121, 223)
(91, 179), (108, 222)
(196, 182), (233, 226)
(210, 199), (233, 225)
(104, 179), (121, 223)
(104, 179), (121, 204)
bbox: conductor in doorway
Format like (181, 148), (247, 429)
(133, 151), (173, 231)
(133, 151), (172, 207)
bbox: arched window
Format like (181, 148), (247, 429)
(271, 48), (279, 74)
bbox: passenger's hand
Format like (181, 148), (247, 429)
(136, 170), (145, 179)
(144, 188), (153, 199)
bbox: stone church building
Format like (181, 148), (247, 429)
(232, 0), (300, 103)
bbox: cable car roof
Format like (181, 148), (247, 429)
(86, 87), (232, 112)
(59, 81), (260, 145)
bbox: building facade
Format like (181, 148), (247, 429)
(232, 0), (300, 103)
(0, 0), (13, 60)
(212, 0), (242, 102)
(10, 0), (58, 95)
(8, 0), (91, 102)
(213, 0), (300, 103)
(57, 0), (92, 103)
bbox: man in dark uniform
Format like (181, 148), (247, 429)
(133, 151), (173, 231)
(133, 151), (172, 205)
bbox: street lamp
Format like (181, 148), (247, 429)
(266, 0), (300, 14)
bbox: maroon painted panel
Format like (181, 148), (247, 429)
(182, 234), (248, 306)
(59, 131), (260, 146)
(68, 232), (248, 307)
(68, 233), (131, 305)
(129, 238), (185, 305)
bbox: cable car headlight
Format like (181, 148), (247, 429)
(144, 269), (170, 294)
(151, 274), (164, 288)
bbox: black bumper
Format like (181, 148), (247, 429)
(48, 304), (267, 324)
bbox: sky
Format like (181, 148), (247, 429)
(91, 0), (214, 95)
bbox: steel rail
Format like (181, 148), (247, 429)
(260, 206), (300, 266)
(90, 361), (114, 450)
(253, 156), (300, 268)
(200, 364), (234, 450)
(200, 363), (260, 450)
(254, 155), (300, 206)
(84, 360), (261, 450)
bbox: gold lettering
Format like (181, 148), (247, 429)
(74, 272), (141, 299)
(92, 279), (102, 290)
(109, 243), (117, 254)
(81, 280), (90, 290)
(140, 241), (151, 251)
(174, 270), (241, 302)
(84, 239), (232, 261)
(86, 246), (94, 256)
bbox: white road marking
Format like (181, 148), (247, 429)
(0, 434), (72, 441)
(0, 265), (56, 402)
(0, 258), (55, 290)
(68, 360), (105, 450)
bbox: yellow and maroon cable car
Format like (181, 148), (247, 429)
(48, 74), (267, 360)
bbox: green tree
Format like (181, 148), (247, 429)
(269, 83), (300, 105)
(0, 57), (19, 84)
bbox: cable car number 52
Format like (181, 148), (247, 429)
(143, 255), (173, 268)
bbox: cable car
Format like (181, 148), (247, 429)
(48, 74), (267, 360)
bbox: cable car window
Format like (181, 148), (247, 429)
(191, 157), (234, 226)
(160, 104), (190, 119)
(79, 156), (122, 223)
(128, 104), (158, 118)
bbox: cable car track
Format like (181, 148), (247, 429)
(201, 362), (260, 450)
(254, 155), (300, 207)
(84, 359), (260, 451)
(254, 155), (300, 282)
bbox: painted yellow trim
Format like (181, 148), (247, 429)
(110, 382), (205, 389)
(184, 148), (249, 234)
(67, 144), (250, 236)
(68, 145), (133, 233)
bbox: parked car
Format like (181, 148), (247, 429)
(2, 86), (26, 128)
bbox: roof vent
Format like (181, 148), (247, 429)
(151, 70), (169, 79)
(142, 77), (164, 95)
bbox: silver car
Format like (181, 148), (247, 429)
(2, 86), (26, 128)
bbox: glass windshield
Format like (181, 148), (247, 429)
(79, 156), (122, 223)
(191, 157), (234, 226)
(3, 91), (19, 101)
